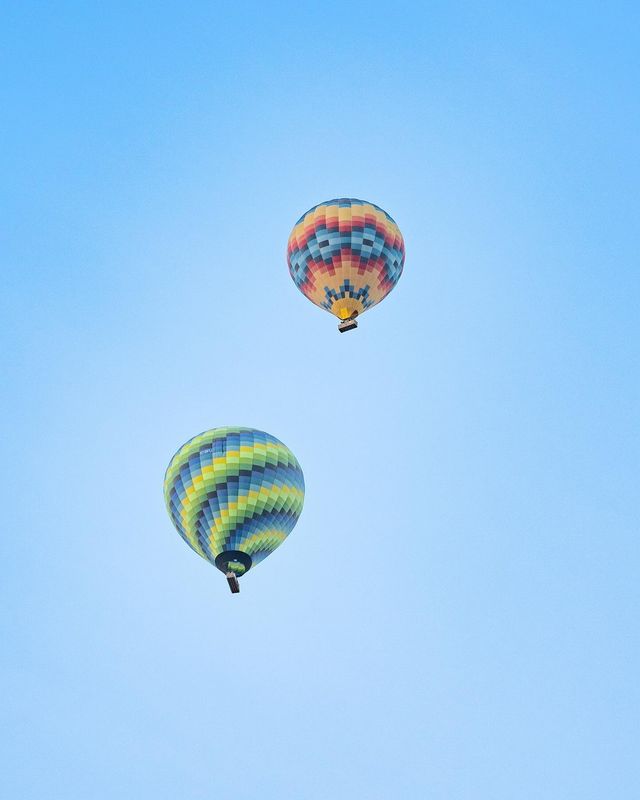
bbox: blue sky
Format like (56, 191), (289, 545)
(1, 2), (638, 798)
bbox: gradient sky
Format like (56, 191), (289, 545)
(2, 3), (639, 798)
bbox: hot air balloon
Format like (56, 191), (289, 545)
(164, 427), (305, 593)
(287, 198), (405, 332)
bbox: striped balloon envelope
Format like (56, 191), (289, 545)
(164, 427), (305, 593)
(287, 198), (405, 332)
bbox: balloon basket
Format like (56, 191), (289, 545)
(338, 318), (358, 333)
(226, 572), (240, 593)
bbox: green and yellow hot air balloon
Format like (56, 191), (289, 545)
(164, 427), (305, 593)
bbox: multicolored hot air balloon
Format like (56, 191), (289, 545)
(287, 198), (405, 332)
(164, 427), (305, 593)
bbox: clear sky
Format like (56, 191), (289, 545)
(1, 2), (638, 798)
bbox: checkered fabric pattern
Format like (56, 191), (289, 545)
(287, 198), (405, 323)
(164, 428), (305, 576)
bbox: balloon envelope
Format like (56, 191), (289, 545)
(287, 198), (405, 325)
(164, 427), (304, 582)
